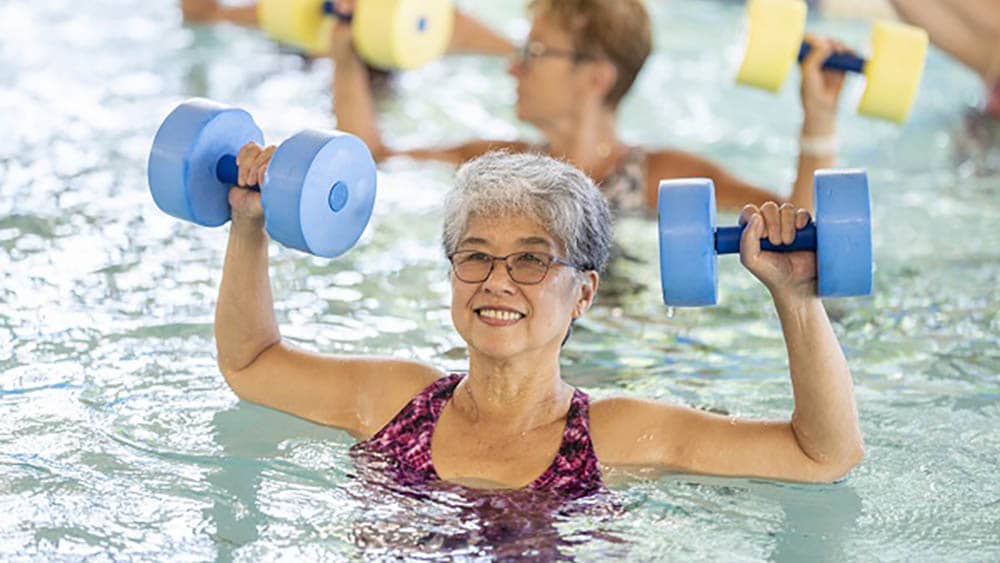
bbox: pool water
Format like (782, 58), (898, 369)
(1, 0), (998, 560)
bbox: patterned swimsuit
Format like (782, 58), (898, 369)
(530, 144), (648, 215)
(350, 374), (604, 500)
(599, 145), (648, 214)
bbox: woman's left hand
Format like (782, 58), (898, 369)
(738, 202), (817, 300)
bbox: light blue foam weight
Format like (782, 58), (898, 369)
(148, 99), (263, 227)
(657, 170), (872, 307)
(658, 178), (718, 306)
(147, 98), (377, 258)
(815, 169), (872, 297)
(262, 130), (376, 258)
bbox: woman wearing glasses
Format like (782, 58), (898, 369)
(331, 0), (848, 212)
(216, 148), (864, 496)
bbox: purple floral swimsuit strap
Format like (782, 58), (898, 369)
(352, 374), (605, 499)
(353, 373), (463, 486)
(527, 387), (604, 499)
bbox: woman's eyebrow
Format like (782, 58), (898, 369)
(517, 236), (554, 248)
(457, 236), (554, 249)
(457, 237), (490, 248)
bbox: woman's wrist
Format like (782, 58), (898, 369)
(771, 289), (822, 314)
(799, 115), (838, 157)
(801, 113), (837, 137)
(230, 217), (267, 237)
(332, 46), (364, 68)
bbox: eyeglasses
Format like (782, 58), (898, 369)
(515, 41), (591, 66)
(448, 250), (579, 285)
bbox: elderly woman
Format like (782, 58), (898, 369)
(217, 148), (864, 498)
(332, 0), (849, 213)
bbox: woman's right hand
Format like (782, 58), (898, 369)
(229, 142), (276, 226)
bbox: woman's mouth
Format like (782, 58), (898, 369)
(475, 308), (525, 326)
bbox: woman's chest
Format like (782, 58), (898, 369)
(429, 416), (566, 489)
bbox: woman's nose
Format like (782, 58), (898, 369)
(507, 55), (523, 77)
(482, 260), (517, 294)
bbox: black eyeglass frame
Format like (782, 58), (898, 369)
(448, 250), (581, 285)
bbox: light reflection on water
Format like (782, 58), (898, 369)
(1, 0), (998, 560)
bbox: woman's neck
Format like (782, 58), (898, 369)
(454, 352), (574, 433)
(541, 103), (624, 181)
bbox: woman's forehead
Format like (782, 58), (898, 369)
(459, 214), (558, 249)
(529, 15), (573, 44)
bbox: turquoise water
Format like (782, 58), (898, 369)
(2, 0), (998, 560)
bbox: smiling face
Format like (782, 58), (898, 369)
(450, 213), (598, 363)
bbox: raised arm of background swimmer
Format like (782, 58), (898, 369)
(183, 0), (514, 56)
(789, 35), (848, 211)
(328, 1), (387, 159)
(644, 36), (846, 213)
(329, 1), (521, 163)
(213, 142), (444, 435)
(591, 201), (864, 482)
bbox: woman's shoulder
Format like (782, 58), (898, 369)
(352, 358), (449, 437)
(587, 396), (698, 465)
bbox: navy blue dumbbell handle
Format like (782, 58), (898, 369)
(798, 43), (865, 74)
(322, 1), (353, 22)
(715, 221), (816, 254)
(216, 154), (261, 191)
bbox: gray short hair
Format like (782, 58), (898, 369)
(442, 152), (612, 273)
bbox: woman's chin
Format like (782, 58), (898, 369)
(471, 345), (519, 362)
(467, 336), (528, 363)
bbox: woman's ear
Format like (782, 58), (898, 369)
(573, 271), (600, 318)
(589, 60), (618, 102)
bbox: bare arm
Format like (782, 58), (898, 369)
(331, 17), (527, 165)
(890, 0), (1000, 81)
(591, 204), (863, 483)
(790, 122), (837, 211)
(332, 43), (388, 159)
(447, 9), (515, 56)
(215, 217), (280, 375)
(397, 140), (532, 165)
(790, 36), (849, 211)
(181, 0), (258, 26)
(214, 144), (443, 437)
(645, 149), (785, 211)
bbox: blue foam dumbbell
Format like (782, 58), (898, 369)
(658, 170), (872, 306)
(147, 98), (377, 258)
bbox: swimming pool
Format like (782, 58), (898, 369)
(1, 0), (998, 559)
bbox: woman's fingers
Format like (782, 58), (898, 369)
(801, 34), (833, 73)
(252, 147), (271, 186)
(236, 142), (261, 187)
(234, 143), (277, 188)
(779, 203), (797, 244)
(760, 201), (782, 245)
(738, 204), (760, 227)
(742, 203), (812, 247)
(739, 211), (764, 268)
(795, 208), (812, 230)
(246, 147), (263, 187)
(261, 146), (277, 186)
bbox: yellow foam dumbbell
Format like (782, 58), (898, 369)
(257, 0), (454, 70)
(736, 0), (928, 123)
